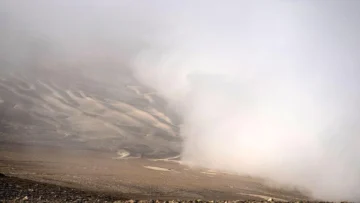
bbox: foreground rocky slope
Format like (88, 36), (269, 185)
(1, 173), (311, 203)
(0, 173), (127, 202)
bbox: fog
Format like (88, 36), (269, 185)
(1, 0), (360, 201)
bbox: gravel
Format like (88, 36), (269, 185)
(0, 173), (127, 202)
(0, 173), (332, 203)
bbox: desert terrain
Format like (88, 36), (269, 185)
(0, 67), (308, 202)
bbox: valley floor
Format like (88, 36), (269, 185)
(0, 142), (308, 202)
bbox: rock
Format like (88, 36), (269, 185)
(23, 196), (29, 201)
(75, 198), (83, 203)
(267, 198), (273, 202)
(0, 173), (5, 177)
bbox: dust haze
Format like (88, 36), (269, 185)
(1, 0), (360, 201)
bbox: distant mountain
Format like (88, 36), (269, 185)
(0, 67), (181, 159)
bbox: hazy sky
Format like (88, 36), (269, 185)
(1, 0), (360, 201)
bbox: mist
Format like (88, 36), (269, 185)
(1, 0), (360, 201)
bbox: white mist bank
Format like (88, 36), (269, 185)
(2, 0), (360, 201)
(133, 1), (360, 201)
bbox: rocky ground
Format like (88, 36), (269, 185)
(0, 173), (323, 203)
(0, 173), (127, 202)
